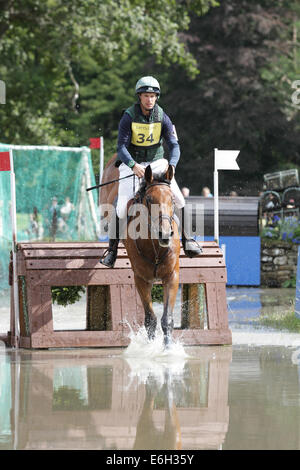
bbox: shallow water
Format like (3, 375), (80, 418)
(0, 342), (299, 450)
(0, 287), (300, 450)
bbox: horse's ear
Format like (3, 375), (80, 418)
(165, 164), (174, 182)
(145, 165), (153, 184)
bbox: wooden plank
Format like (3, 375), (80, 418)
(215, 283), (229, 329)
(26, 286), (42, 335)
(205, 283), (228, 329)
(20, 246), (222, 259)
(25, 266), (226, 286)
(24, 266), (226, 286)
(17, 242), (104, 249)
(19, 336), (32, 348)
(26, 328), (231, 348)
(120, 284), (140, 332)
(24, 256), (225, 270)
(30, 330), (130, 349)
(179, 268), (226, 284)
(18, 277), (28, 337)
(109, 285), (123, 331)
(173, 328), (232, 345)
(16, 251), (26, 275)
(28, 286), (54, 336)
(25, 269), (136, 286)
(17, 240), (219, 251)
(22, 248), (129, 259)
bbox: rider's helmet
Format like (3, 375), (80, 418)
(135, 76), (160, 97)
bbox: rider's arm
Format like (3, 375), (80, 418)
(162, 114), (180, 169)
(117, 113), (136, 168)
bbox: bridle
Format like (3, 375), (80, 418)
(131, 181), (176, 278)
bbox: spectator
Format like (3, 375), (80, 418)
(61, 196), (75, 222)
(201, 186), (213, 197)
(48, 196), (60, 241)
(229, 190), (238, 197)
(181, 187), (190, 198)
(286, 198), (295, 209)
(26, 207), (39, 240)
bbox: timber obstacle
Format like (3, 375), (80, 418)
(8, 241), (231, 349)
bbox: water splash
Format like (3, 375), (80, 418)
(123, 322), (189, 388)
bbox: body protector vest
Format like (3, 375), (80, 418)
(126, 103), (165, 163)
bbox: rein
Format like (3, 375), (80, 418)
(131, 181), (175, 278)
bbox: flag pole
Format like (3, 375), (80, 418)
(214, 148), (219, 245)
(9, 149), (20, 348)
(99, 136), (104, 205)
(214, 148), (240, 247)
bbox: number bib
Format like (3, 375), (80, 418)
(131, 122), (162, 147)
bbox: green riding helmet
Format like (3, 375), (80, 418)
(135, 76), (160, 96)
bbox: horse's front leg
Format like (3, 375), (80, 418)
(134, 275), (157, 340)
(161, 271), (179, 347)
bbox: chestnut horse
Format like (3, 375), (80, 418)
(100, 155), (180, 346)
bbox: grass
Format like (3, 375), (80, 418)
(258, 312), (300, 333)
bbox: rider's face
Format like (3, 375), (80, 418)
(139, 92), (158, 113)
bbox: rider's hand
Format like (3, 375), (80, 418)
(132, 163), (145, 178)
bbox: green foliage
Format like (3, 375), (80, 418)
(51, 286), (86, 307)
(0, 0), (299, 196)
(282, 277), (296, 288)
(151, 285), (164, 303)
(53, 386), (88, 410)
(0, 0), (214, 142)
(259, 311), (300, 333)
(261, 216), (300, 243)
(158, 0), (300, 195)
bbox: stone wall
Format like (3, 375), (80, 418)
(261, 240), (298, 287)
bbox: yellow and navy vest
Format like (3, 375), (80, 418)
(126, 103), (164, 163)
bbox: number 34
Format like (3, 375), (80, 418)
(136, 133), (154, 144)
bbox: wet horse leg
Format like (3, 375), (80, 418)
(161, 271), (179, 346)
(134, 275), (157, 340)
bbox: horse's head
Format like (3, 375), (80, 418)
(144, 164), (175, 248)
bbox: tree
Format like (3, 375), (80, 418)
(159, 0), (300, 195)
(0, 0), (218, 147)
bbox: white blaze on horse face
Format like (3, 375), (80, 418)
(150, 203), (172, 241)
(127, 203), (149, 240)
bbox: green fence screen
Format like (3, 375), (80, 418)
(0, 144), (99, 291)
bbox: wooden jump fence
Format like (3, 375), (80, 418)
(7, 241), (231, 349)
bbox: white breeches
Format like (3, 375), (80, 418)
(116, 158), (185, 219)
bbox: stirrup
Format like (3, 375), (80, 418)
(99, 248), (117, 268)
(182, 237), (203, 258)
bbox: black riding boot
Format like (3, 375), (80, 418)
(99, 213), (120, 268)
(181, 207), (203, 258)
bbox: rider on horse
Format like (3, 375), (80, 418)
(100, 76), (202, 268)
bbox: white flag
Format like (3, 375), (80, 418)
(215, 149), (240, 170)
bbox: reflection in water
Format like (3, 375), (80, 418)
(0, 341), (231, 450)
